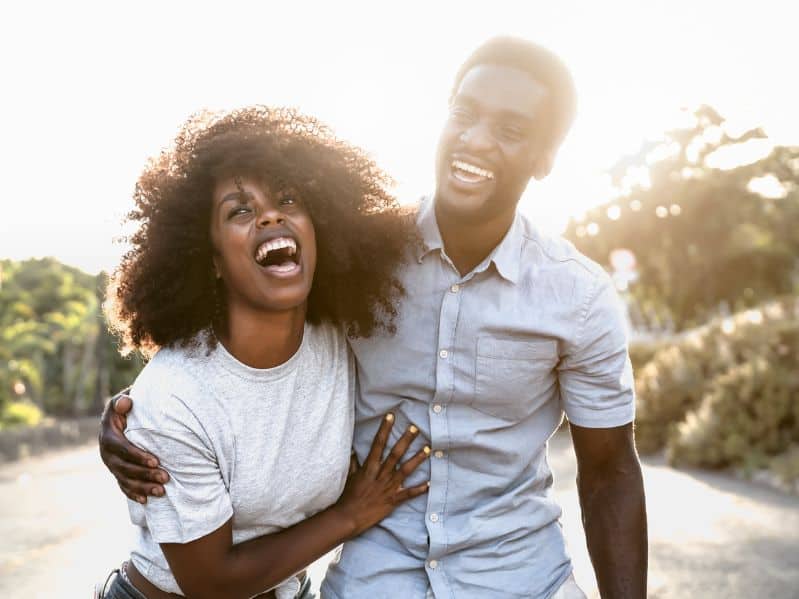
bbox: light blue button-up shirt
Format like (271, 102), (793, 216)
(322, 197), (635, 599)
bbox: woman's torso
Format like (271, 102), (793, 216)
(124, 322), (355, 595)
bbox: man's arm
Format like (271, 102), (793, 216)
(571, 422), (647, 598)
(557, 272), (647, 597)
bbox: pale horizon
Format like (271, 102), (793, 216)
(2, 0), (796, 275)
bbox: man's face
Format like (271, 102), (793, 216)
(434, 64), (550, 225)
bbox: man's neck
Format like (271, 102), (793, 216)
(219, 302), (306, 369)
(434, 203), (516, 276)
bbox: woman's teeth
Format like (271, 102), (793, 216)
(255, 237), (297, 264)
(452, 160), (495, 183)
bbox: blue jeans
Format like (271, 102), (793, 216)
(98, 567), (315, 599)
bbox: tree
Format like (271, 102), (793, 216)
(0, 258), (143, 419)
(565, 105), (799, 330)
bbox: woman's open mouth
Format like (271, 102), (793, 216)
(254, 236), (301, 276)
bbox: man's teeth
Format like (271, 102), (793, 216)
(255, 237), (297, 263)
(452, 160), (494, 180)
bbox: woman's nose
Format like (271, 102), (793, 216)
(257, 206), (285, 227)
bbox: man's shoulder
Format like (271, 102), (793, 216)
(517, 214), (607, 282)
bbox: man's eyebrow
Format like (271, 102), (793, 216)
(453, 93), (537, 124)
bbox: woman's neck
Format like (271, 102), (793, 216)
(218, 302), (307, 369)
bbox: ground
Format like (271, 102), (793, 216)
(1, 432), (797, 598)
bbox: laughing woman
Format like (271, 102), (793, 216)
(99, 107), (427, 599)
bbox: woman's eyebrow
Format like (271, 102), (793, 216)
(220, 191), (250, 206)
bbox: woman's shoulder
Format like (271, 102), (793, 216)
(128, 341), (217, 432)
(305, 321), (351, 360)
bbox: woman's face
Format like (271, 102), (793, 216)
(209, 175), (316, 315)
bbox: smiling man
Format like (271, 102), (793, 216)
(100, 37), (647, 598)
(321, 38), (647, 599)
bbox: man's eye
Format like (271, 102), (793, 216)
(449, 107), (474, 124)
(497, 126), (525, 142)
(280, 195), (296, 205)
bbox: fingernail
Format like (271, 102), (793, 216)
(426, 481), (431, 488)
(137, 496), (146, 504)
(153, 488), (164, 497)
(385, 413), (394, 422)
(148, 459), (158, 468)
(409, 425), (419, 434)
(158, 473), (168, 483)
(423, 446), (431, 455)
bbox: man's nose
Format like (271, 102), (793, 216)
(459, 122), (494, 152)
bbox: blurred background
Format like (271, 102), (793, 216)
(1, 1), (797, 597)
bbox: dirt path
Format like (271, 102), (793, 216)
(1, 436), (797, 598)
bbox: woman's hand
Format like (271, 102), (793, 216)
(334, 413), (430, 537)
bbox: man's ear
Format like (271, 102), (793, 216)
(530, 149), (555, 181)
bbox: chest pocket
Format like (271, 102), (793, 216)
(472, 337), (559, 421)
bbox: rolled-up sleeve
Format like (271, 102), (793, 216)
(127, 411), (233, 544)
(558, 274), (635, 428)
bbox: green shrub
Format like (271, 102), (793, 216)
(634, 296), (799, 454)
(628, 339), (663, 372)
(667, 349), (799, 468)
(0, 399), (44, 429)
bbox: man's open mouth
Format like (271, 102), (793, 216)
(254, 236), (300, 274)
(451, 159), (495, 184)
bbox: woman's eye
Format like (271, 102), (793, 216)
(228, 205), (252, 219)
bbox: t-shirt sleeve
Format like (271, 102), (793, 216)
(126, 394), (233, 544)
(557, 274), (635, 428)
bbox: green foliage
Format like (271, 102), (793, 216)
(566, 105), (799, 331)
(633, 297), (799, 480)
(0, 400), (43, 429)
(0, 258), (143, 417)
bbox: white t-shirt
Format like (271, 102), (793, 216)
(125, 322), (355, 596)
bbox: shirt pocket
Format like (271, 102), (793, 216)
(472, 337), (559, 421)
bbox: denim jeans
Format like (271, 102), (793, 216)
(97, 567), (315, 599)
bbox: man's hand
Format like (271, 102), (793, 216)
(98, 390), (169, 503)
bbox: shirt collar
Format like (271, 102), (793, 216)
(416, 196), (522, 285)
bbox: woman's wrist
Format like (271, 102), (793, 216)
(327, 502), (361, 540)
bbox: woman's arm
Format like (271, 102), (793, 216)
(159, 414), (427, 599)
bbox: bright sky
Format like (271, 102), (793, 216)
(1, 0), (796, 275)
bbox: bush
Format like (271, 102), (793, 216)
(634, 296), (799, 455)
(667, 349), (799, 469)
(0, 400), (44, 429)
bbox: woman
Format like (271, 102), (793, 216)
(99, 106), (427, 598)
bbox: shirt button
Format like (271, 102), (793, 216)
(450, 284), (460, 293)
(434, 450), (445, 458)
(439, 349), (448, 359)
(432, 404), (443, 414)
(429, 559), (439, 569)
(430, 513), (439, 523)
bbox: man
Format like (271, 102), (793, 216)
(101, 37), (647, 598)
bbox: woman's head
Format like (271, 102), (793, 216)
(209, 173), (317, 317)
(107, 106), (415, 356)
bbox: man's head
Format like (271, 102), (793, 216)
(434, 37), (577, 225)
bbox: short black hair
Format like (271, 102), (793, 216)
(450, 36), (577, 150)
